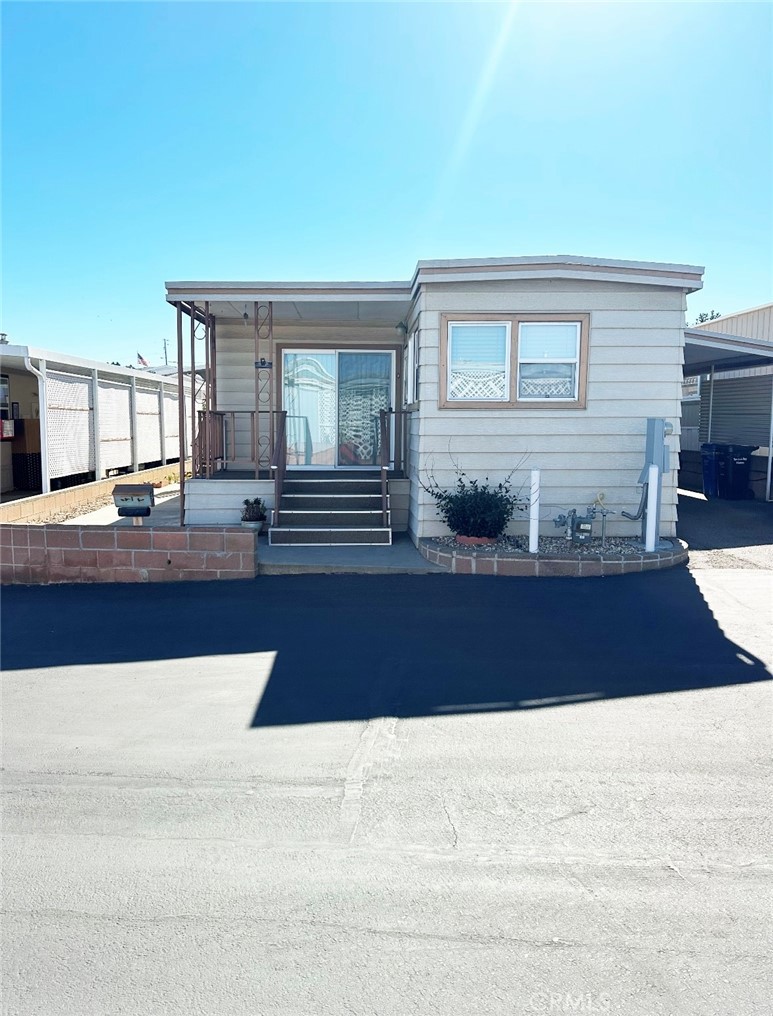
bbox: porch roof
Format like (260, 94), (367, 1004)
(165, 280), (412, 327)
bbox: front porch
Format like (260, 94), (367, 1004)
(167, 282), (415, 543)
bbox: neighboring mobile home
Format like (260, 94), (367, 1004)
(167, 255), (719, 544)
(0, 346), (196, 498)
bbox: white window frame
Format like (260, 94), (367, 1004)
(447, 321), (511, 403)
(404, 330), (419, 406)
(516, 321), (581, 402)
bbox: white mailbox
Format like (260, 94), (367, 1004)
(112, 483), (155, 518)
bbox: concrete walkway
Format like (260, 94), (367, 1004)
(60, 491), (442, 573)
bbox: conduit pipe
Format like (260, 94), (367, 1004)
(23, 356), (50, 493)
(529, 468), (540, 553)
(645, 464), (659, 552)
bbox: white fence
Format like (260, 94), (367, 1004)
(45, 369), (196, 481)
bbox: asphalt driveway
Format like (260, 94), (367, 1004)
(677, 489), (773, 569)
(2, 567), (771, 1016)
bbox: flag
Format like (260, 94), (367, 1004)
(137, 353), (149, 368)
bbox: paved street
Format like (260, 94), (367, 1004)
(2, 505), (771, 1016)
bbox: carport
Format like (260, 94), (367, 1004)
(683, 328), (773, 501)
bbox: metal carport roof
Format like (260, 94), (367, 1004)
(684, 328), (773, 376)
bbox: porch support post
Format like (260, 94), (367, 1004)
(253, 301), (274, 476)
(210, 316), (217, 411)
(254, 302), (260, 479)
(706, 364), (715, 442)
(204, 300), (211, 478)
(177, 302), (186, 526)
(190, 301), (197, 477)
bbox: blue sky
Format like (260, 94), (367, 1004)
(3, 1), (772, 366)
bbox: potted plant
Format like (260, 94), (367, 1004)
(241, 497), (267, 532)
(422, 468), (526, 545)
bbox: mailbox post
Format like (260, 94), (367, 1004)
(112, 484), (155, 526)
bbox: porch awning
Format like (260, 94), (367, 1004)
(165, 281), (413, 327)
(684, 328), (773, 376)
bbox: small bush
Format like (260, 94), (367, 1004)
(422, 469), (526, 539)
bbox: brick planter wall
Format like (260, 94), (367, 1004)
(0, 525), (257, 584)
(418, 539), (689, 577)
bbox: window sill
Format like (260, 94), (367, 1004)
(438, 400), (587, 411)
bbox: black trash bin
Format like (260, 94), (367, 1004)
(719, 444), (758, 500)
(700, 443), (723, 498)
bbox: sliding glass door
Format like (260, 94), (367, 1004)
(282, 350), (394, 468)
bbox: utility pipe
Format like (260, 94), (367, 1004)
(645, 464), (659, 552)
(177, 303), (186, 526)
(23, 357), (50, 493)
(529, 468), (540, 553)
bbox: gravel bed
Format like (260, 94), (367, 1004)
(10, 488), (179, 526)
(431, 535), (657, 556)
(17, 494), (116, 525)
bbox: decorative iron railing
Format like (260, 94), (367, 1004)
(379, 409), (412, 526)
(271, 411), (288, 527)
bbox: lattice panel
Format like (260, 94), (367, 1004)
(98, 380), (132, 471)
(47, 372), (95, 478)
(519, 376), (574, 399)
(135, 386), (161, 464)
(448, 368), (506, 401)
(163, 391), (180, 459)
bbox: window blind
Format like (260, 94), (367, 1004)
(519, 323), (578, 360)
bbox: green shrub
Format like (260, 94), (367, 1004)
(423, 469), (526, 539)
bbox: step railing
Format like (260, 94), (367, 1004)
(271, 410), (288, 527)
(194, 411), (256, 476)
(379, 409), (412, 527)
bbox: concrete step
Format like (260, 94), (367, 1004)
(285, 469), (381, 479)
(278, 510), (388, 527)
(268, 527), (392, 546)
(280, 494), (386, 511)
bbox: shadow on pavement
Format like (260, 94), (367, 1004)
(2, 570), (769, 725)
(677, 493), (773, 551)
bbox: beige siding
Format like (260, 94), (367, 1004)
(184, 479), (273, 526)
(414, 280), (686, 539)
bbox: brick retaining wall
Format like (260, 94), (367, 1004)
(419, 539), (689, 577)
(0, 525), (257, 584)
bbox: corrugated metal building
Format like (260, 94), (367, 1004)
(682, 304), (773, 500)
